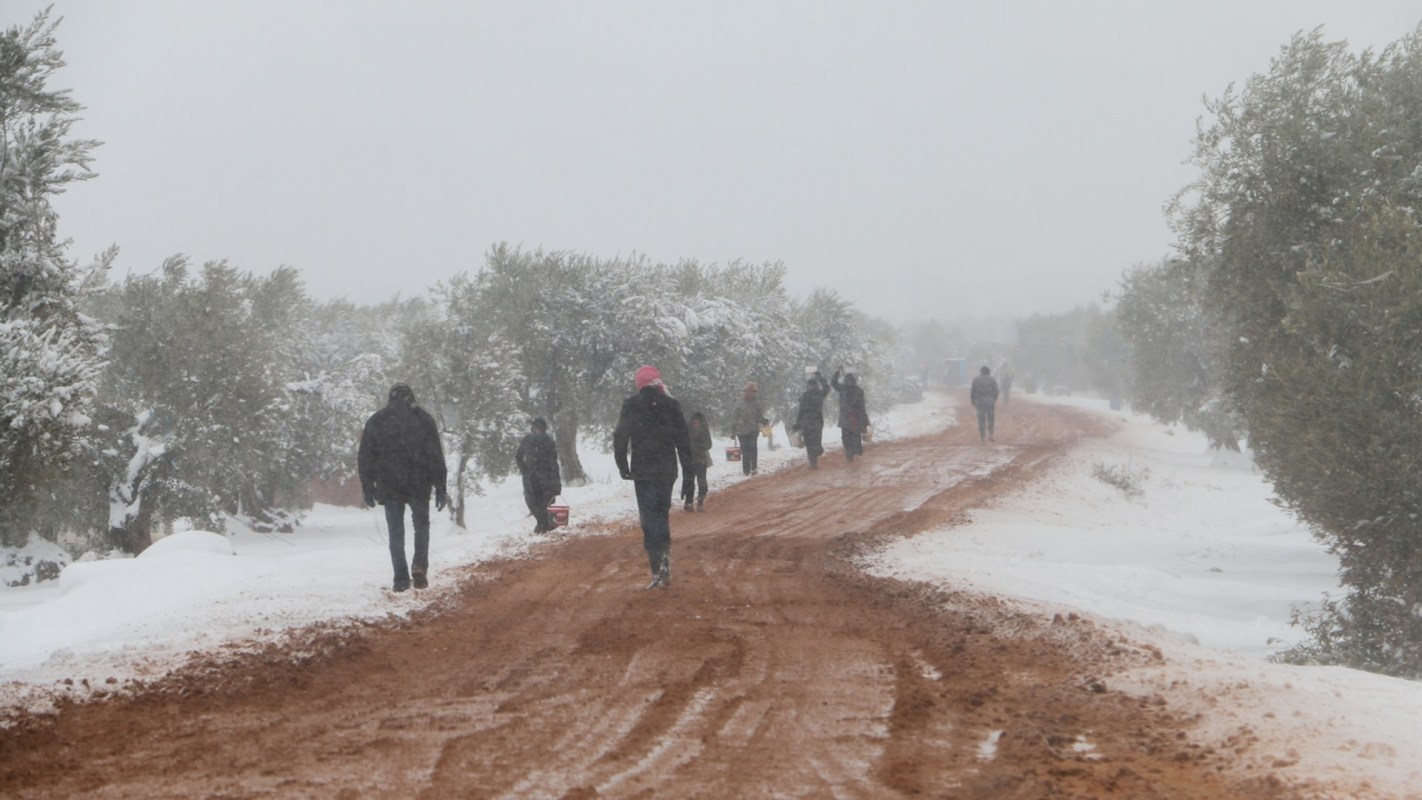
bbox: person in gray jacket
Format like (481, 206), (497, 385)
(970, 365), (1000, 442)
(729, 382), (768, 476)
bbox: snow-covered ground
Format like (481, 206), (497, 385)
(2, 391), (1418, 796)
(863, 394), (1422, 798)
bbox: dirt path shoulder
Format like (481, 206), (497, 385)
(0, 397), (1295, 798)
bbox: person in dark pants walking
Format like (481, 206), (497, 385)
(831, 367), (870, 462)
(730, 382), (767, 475)
(970, 365), (1000, 442)
(358, 383), (447, 592)
(683, 411), (712, 511)
(614, 365), (693, 589)
(792, 370), (831, 468)
(515, 417), (562, 533)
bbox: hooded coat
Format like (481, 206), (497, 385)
(516, 430), (562, 488)
(831, 371), (870, 433)
(794, 374), (831, 431)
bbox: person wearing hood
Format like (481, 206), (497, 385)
(358, 383), (448, 593)
(831, 367), (870, 462)
(792, 370), (831, 468)
(515, 417), (562, 533)
(614, 365), (693, 589)
(729, 382), (768, 476)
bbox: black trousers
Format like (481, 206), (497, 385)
(842, 428), (864, 460)
(682, 464), (708, 503)
(802, 426), (824, 466)
(523, 476), (559, 529)
(737, 433), (759, 474)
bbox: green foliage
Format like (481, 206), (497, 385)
(0, 9), (109, 547)
(91, 259), (332, 550)
(1175, 24), (1422, 676)
(1115, 259), (1242, 449)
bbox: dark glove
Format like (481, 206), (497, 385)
(435, 489), (448, 511)
(363, 491), (376, 508)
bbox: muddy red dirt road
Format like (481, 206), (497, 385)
(1, 398), (1295, 798)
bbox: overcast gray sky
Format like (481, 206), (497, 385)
(8, 1), (1420, 322)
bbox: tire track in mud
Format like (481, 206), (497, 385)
(0, 396), (1298, 799)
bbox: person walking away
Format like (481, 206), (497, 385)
(515, 417), (562, 533)
(614, 365), (693, 589)
(831, 367), (870, 462)
(792, 370), (831, 468)
(999, 363), (1015, 408)
(358, 383), (448, 592)
(730, 382), (768, 476)
(971, 365), (1001, 442)
(683, 411), (712, 511)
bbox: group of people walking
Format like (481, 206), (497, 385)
(357, 363), (1003, 594)
(356, 364), (880, 593)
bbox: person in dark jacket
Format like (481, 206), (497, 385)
(970, 365), (1001, 442)
(831, 367), (870, 462)
(729, 382), (768, 476)
(515, 417), (562, 533)
(358, 383), (448, 592)
(682, 411), (713, 511)
(792, 370), (831, 468)
(614, 365), (693, 589)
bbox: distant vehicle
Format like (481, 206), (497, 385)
(888, 376), (923, 404)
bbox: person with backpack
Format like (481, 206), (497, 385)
(515, 417), (562, 533)
(971, 365), (1001, 442)
(831, 367), (870, 462)
(792, 370), (831, 468)
(682, 411), (713, 511)
(358, 383), (448, 593)
(614, 365), (694, 589)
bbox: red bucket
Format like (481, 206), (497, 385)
(547, 500), (569, 528)
(725, 446), (742, 462)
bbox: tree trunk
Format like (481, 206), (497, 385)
(108, 490), (155, 555)
(454, 453), (471, 528)
(554, 414), (588, 485)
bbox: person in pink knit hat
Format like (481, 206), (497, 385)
(613, 365), (693, 589)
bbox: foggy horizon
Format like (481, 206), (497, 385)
(6, 1), (1419, 323)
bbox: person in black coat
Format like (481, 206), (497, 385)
(792, 371), (831, 468)
(358, 383), (447, 592)
(515, 417), (562, 533)
(614, 365), (693, 589)
(831, 367), (870, 463)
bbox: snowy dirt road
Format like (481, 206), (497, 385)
(0, 399), (1297, 798)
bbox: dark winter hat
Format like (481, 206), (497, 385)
(388, 383), (416, 406)
(981, 366), (991, 375)
(531, 417), (548, 432)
